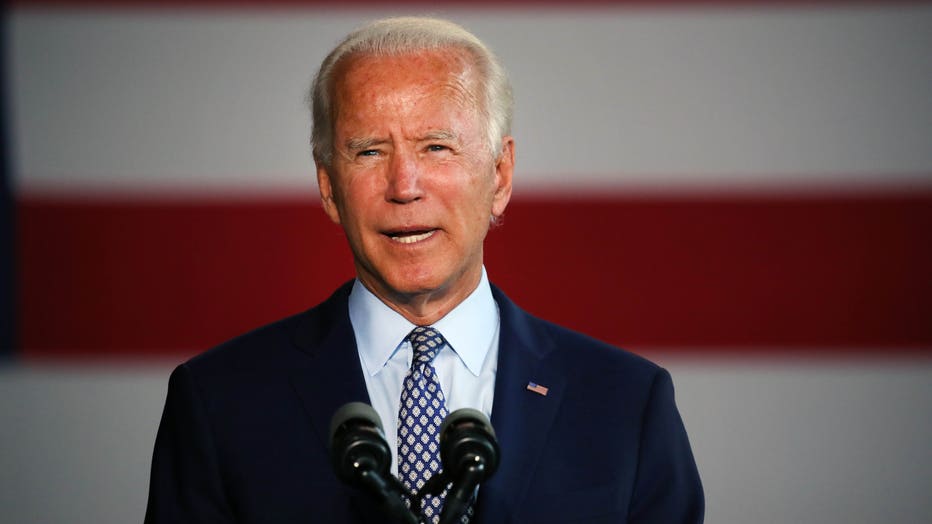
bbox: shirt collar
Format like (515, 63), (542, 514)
(349, 267), (498, 378)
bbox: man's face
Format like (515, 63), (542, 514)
(317, 49), (513, 316)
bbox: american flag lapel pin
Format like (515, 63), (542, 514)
(526, 382), (549, 396)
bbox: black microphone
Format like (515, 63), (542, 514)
(329, 402), (418, 524)
(437, 408), (500, 524)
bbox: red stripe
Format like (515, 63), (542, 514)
(16, 189), (932, 357)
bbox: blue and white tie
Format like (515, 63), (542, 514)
(397, 326), (471, 523)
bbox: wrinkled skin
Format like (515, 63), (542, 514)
(317, 49), (514, 325)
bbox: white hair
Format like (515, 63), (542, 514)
(309, 16), (514, 166)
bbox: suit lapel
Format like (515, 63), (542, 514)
(476, 287), (566, 523)
(284, 283), (566, 522)
(287, 283), (373, 451)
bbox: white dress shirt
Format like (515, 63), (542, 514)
(348, 267), (500, 475)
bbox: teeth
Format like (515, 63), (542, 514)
(391, 230), (435, 244)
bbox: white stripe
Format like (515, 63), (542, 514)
(1, 358), (929, 523)
(10, 5), (932, 194)
(664, 357), (932, 523)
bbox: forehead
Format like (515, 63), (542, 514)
(332, 49), (481, 119)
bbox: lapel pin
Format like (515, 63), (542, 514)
(526, 382), (549, 396)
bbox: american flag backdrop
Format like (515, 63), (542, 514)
(3, 1), (931, 522)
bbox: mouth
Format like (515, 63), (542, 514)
(384, 228), (437, 244)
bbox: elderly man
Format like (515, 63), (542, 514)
(145, 16), (703, 524)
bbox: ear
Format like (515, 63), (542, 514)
(316, 162), (342, 225)
(491, 136), (514, 218)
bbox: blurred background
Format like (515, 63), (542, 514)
(2, 1), (931, 522)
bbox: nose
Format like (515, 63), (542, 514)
(386, 149), (423, 204)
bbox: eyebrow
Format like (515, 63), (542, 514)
(345, 137), (387, 151)
(344, 130), (459, 151)
(422, 130), (457, 141)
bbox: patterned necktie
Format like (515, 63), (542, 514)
(397, 326), (471, 523)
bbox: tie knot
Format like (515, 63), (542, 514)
(408, 326), (445, 365)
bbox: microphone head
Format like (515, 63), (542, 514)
(329, 402), (392, 484)
(439, 408), (500, 481)
(330, 402), (383, 445)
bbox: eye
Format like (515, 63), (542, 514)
(427, 144), (449, 152)
(357, 149), (379, 157)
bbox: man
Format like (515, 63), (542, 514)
(145, 16), (703, 524)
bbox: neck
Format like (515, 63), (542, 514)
(359, 269), (482, 326)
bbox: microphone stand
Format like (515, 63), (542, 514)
(353, 460), (418, 524)
(409, 472), (450, 522)
(438, 461), (484, 524)
(407, 466), (481, 524)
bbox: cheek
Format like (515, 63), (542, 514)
(465, 164), (500, 207)
(336, 170), (383, 211)
(438, 178), (493, 221)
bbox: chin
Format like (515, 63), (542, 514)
(387, 260), (466, 294)
(387, 273), (447, 296)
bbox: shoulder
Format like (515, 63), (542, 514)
(544, 318), (658, 371)
(491, 283), (663, 394)
(182, 281), (354, 377)
(538, 314), (665, 402)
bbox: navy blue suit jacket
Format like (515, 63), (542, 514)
(145, 283), (703, 523)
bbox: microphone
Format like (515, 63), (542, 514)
(436, 409), (500, 524)
(329, 402), (417, 524)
